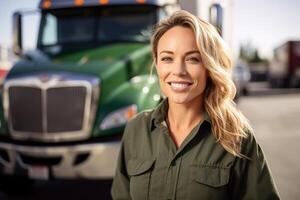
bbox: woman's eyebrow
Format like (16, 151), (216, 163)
(185, 50), (200, 56)
(159, 50), (200, 55)
(159, 50), (173, 55)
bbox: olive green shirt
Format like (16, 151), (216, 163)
(111, 99), (280, 200)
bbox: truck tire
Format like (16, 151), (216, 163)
(242, 87), (249, 96)
(283, 77), (291, 88)
(0, 175), (34, 195)
(269, 76), (281, 88)
(269, 76), (276, 88)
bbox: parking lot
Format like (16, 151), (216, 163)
(238, 82), (300, 200)
(1, 82), (300, 200)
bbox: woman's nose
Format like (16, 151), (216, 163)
(172, 60), (187, 76)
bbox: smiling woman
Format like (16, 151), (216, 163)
(111, 10), (280, 200)
(156, 26), (207, 109)
(155, 26), (208, 147)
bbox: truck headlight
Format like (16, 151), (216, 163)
(100, 105), (137, 130)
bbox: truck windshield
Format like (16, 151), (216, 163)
(38, 6), (156, 48)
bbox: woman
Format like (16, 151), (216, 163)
(111, 10), (280, 200)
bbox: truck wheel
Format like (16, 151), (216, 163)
(269, 77), (279, 88)
(242, 87), (249, 96)
(234, 89), (241, 102)
(0, 175), (34, 195)
(283, 77), (291, 88)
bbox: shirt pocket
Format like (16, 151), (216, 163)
(127, 158), (156, 200)
(188, 165), (230, 200)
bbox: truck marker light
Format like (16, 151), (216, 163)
(99, 0), (109, 5)
(42, 0), (51, 9)
(136, 0), (146, 3)
(127, 105), (137, 119)
(74, 0), (84, 6)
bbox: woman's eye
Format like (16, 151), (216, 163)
(187, 57), (200, 63)
(161, 57), (173, 62)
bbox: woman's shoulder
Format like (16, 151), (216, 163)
(239, 128), (262, 158)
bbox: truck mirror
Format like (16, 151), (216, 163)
(13, 12), (23, 56)
(209, 3), (223, 36)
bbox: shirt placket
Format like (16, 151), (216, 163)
(159, 123), (177, 200)
(166, 156), (183, 200)
(162, 120), (205, 200)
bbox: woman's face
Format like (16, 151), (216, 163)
(156, 26), (207, 105)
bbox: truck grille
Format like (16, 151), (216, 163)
(47, 87), (86, 132)
(9, 87), (43, 133)
(3, 73), (99, 142)
(8, 86), (87, 133)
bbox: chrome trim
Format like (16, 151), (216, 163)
(42, 85), (47, 133)
(3, 74), (99, 142)
(0, 141), (120, 179)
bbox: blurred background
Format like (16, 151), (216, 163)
(0, 0), (299, 199)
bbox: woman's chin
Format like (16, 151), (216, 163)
(167, 95), (192, 105)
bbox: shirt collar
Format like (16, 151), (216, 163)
(150, 98), (211, 130)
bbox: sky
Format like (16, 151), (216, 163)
(233, 0), (300, 58)
(1, 0), (300, 59)
(0, 0), (40, 48)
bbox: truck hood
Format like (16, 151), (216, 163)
(7, 43), (150, 78)
(52, 43), (147, 65)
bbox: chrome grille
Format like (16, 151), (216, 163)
(47, 87), (86, 133)
(9, 87), (43, 133)
(3, 73), (99, 142)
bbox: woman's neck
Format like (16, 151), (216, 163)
(167, 97), (205, 131)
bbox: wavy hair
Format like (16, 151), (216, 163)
(151, 10), (252, 157)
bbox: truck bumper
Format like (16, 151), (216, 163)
(0, 141), (120, 180)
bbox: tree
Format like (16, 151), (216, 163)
(239, 41), (265, 63)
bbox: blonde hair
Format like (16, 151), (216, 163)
(151, 10), (252, 157)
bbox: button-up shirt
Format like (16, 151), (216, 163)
(111, 98), (280, 200)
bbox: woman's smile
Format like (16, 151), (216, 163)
(168, 81), (193, 92)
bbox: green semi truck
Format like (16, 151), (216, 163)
(0, 0), (179, 189)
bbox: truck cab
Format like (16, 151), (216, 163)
(269, 41), (300, 88)
(0, 0), (179, 189)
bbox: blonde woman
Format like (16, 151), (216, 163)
(111, 10), (280, 200)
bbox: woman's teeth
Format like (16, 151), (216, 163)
(170, 82), (191, 91)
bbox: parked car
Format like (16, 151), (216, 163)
(233, 60), (251, 99)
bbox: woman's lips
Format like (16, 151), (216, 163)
(168, 82), (192, 92)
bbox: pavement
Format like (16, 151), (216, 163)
(238, 82), (300, 200)
(1, 81), (299, 200)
